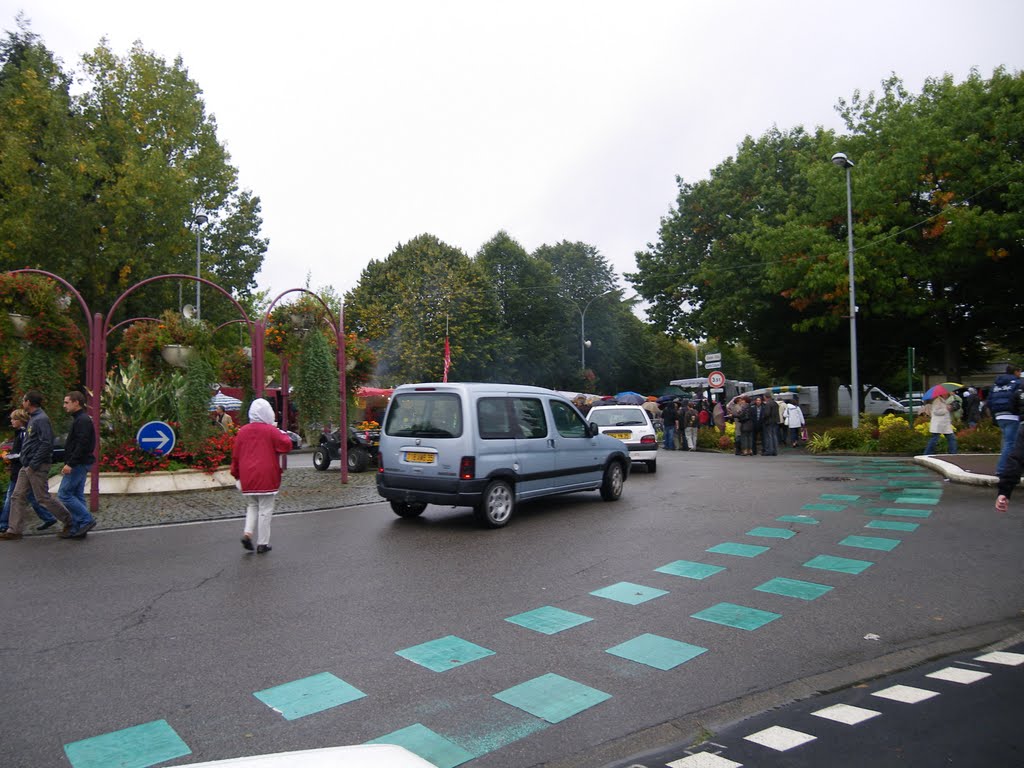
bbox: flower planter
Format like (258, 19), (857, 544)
(48, 467), (235, 495)
(161, 344), (193, 368)
(8, 312), (30, 338)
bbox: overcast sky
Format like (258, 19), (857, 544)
(10, 1), (1024, 302)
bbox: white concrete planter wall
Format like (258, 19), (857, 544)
(49, 467), (235, 495)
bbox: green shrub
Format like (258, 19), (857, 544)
(878, 420), (929, 454)
(696, 428), (722, 450)
(956, 424), (1000, 453)
(806, 431), (835, 454)
(824, 427), (865, 451)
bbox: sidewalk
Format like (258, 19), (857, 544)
(914, 452), (1006, 487)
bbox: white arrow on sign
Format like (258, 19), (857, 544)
(141, 429), (172, 452)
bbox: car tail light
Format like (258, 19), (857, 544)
(377, 455), (384, 472)
(459, 456), (475, 480)
(641, 435), (656, 445)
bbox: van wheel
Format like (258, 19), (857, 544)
(347, 446), (370, 473)
(475, 479), (514, 528)
(390, 501), (426, 518)
(646, 460), (657, 474)
(312, 448), (331, 471)
(600, 461), (625, 501)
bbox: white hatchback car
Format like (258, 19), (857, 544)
(585, 404), (658, 473)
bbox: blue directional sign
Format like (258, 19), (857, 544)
(136, 420), (176, 456)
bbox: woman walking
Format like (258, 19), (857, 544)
(231, 398), (294, 554)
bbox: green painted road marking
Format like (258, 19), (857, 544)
(868, 507), (932, 518)
(821, 494), (861, 501)
(802, 503), (847, 512)
(606, 633), (708, 670)
(755, 577), (833, 601)
(494, 673), (611, 723)
(590, 581), (669, 604)
(777, 515), (819, 524)
(691, 601), (781, 630)
(367, 723), (474, 768)
(505, 606), (593, 635)
(655, 560), (726, 580)
(866, 520), (919, 532)
(746, 526), (796, 539)
(840, 535), (901, 552)
(396, 635), (496, 672)
(64, 720), (191, 768)
(253, 672), (366, 720)
(804, 554), (874, 574)
(707, 542), (770, 557)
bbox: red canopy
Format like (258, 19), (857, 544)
(356, 387), (393, 398)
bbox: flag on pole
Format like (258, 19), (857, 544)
(443, 336), (451, 382)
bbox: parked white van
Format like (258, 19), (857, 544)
(376, 383), (631, 528)
(837, 385), (908, 417)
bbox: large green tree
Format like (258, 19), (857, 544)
(632, 69), (1024, 397)
(0, 20), (267, 331)
(345, 234), (504, 385)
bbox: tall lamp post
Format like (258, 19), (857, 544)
(831, 152), (859, 428)
(570, 288), (615, 371)
(194, 213), (208, 320)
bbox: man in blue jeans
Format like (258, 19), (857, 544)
(989, 364), (1021, 476)
(58, 390), (97, 538)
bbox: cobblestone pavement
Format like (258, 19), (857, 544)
(21, 463), (380, 537)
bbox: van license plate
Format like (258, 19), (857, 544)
(405, 452), (435, 464)
(607, 431), (630, 440)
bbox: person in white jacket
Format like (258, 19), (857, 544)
(784, 399), (806, 448)
(924, 393), (958, 455)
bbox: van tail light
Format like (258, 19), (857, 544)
(377, 454), (384, 472)
(459, 456), (475, 480)
(640, 435), (656, 445)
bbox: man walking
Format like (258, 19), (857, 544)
(989, 364), (1021, 476)
(661, 399), (678, 451)
(59, 391), (97, 538)
(0, 390), (73, 541)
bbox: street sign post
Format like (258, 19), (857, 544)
(705, 352), (722, 363)
(707, 371), (726, 389)
(137, 421), (176, 456)
(704, 361), (722, 369)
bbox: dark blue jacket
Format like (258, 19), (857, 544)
(988, 374), (1020, 417)
(21, 408), (55, 471)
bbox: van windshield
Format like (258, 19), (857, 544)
(385, 393), (463, 438)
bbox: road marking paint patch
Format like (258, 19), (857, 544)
(926, 666), (991, 684)
(706, 542), (770, 557)
(975, 651), (1024, 666)
(802, 503), (847, 512)
(776, 515), (819, 524)
(866, 520), (919, 531)
(691, 602), (781, 630)
(755, 577), (833, 601)
(656, 560), (727, 580)
(871, 684), (940, 703)
(505, 606), (593, 635)
(396, 635), (496, 672)
(253, 672), (366, 720)
(867, 507), (932, 518)
(605, 633), (708, 670)
(493, 673), (611, 723)
(821, 494), (861, 501)
(668, 753), (743, 767)
(803, 554), (873, 574)
(839, 534), (901, 552)
(64, 719), (191, 768)
(811, 702), (881, 724)
(590, 581), (669, 604)
(746, 526), (796, 539)
(743, 725), (816, 751)
(366, 723), (474, 768)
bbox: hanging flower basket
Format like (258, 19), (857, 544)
(161, 344), (193, 368)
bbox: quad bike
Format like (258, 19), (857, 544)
(312, 425), (380, 473)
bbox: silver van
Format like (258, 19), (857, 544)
(376, 383), (631, 528)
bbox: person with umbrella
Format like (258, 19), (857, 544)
(923, 385), (958, 455)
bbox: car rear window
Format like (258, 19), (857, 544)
(588, 408), (648, 427)
(385, 393), (463, 438)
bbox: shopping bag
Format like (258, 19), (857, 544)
(800, 426), (809, 442)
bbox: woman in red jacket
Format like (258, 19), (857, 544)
(231, 398), (294, 554)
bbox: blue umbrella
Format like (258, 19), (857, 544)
(615, 392), (645, 405)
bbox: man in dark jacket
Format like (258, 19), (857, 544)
(58, 390), (97, 538)
(990, 365), (1022, 476)
(0, 390), (73, 541)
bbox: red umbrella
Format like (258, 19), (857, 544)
(923, 384), (950, 401)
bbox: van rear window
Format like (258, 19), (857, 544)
(385, 393), (463, 438)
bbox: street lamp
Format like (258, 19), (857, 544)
(194, 213), (208, 321)
(831, 151), (859, 428)
(572, 288), (615, 371)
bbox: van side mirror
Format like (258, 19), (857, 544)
(588, 422), (599, 436)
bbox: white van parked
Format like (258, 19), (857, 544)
(837, 385), (908, 417)
(376, 383), (631, 528)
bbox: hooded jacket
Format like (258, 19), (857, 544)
(989, 373), (1020, 421)
(230, 399), (294, 494)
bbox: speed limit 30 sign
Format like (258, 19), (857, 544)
(707, 370), (726, 388)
